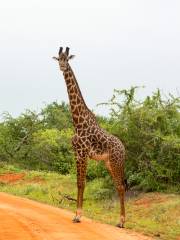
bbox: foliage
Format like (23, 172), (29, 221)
(0, 110), (41, 163)
(41, 101), (72, 130)
(0, 102), (74, 174)
(31, 128), (74, 173)
(0, 88), (180, 191)
(101, 87), (180, 190)
(86, 160), (108, 180)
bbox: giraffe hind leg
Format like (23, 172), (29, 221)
(116, 183), (125, 228)
(105, 152), (125, 227)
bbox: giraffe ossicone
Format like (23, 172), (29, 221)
(53, 46), (126, 227)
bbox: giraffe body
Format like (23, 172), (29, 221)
(53, 47), (126, 227)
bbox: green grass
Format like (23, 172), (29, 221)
(0, 163), (180, 240)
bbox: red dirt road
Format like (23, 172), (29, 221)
(0, 192), (153, 240)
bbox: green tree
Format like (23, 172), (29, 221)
(31, 128), (74, 173)
(41, 101), (72, 130)
(0, 111), (41, 163)
(101, 87), (180, 191)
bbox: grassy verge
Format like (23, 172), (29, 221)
(0, 163), (179, 240)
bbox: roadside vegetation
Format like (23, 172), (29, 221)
(0, 87), (179, 239)
(0, 87), (179, 191)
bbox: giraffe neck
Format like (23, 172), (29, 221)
(63, 64), (92, 127)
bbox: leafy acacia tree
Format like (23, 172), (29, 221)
(101, 87), (180, 191)
(41, 101), (72, 130)
(0, 111), (41, 163)
(31, 128), (74, 173)
(0, 92), (179, 191)
(0, 102), (74, 172)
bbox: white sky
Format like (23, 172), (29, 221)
(0, 0), (180, 117)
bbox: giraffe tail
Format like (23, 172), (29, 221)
(124, 179), (128, 191)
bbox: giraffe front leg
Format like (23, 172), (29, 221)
(105, 157), (125, 228)
(73, 154), (87, 223)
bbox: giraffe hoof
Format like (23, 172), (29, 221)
(116, 223), (124, 228)
(72, 216), (81, 223)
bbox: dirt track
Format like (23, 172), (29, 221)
(0, 192), (153, 240)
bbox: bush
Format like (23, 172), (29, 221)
(0, 102), (74, 173)
(86, 160), (108, 180)
(31, 128), (74, 173)
(101, 87), (180, 191)
(0, 90), (179, 192)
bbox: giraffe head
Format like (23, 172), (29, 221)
(53, 47), (75, 71)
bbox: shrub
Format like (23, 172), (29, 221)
(101, 87), (180, 190)
(31, 128), (74, 173)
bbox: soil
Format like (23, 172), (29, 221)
(0, 173), (25, 183)
(0, 173), (45, 185)
(134, 193), (168, 207)
(0, 192), (154, 240)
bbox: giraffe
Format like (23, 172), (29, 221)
(53, 47), (126, 228)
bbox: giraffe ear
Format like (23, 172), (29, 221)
(52, 56), (59, 61)
(68, 55), (75, 60)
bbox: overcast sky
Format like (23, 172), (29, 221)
(0, 0), (180, 118)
